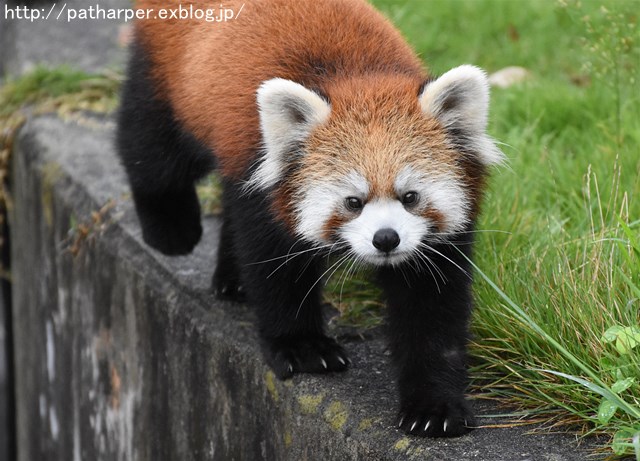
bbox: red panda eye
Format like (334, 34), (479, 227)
(345, 197), (363, 211)
(402, 191), (419, 206)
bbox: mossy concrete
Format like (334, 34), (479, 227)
(8, 114), (605, 460)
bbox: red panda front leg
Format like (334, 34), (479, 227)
(221, 181), (350, 379)
(226, 79), (348, 377)
(117, 43), (214, 255)
(378, 234), (476, 438)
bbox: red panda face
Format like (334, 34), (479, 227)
(298, 166), (472, 266)
(250, 66), (503, 266)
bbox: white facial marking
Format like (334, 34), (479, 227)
(419, 65), (504, 166)
(247, 78), (331, 191)
(295, 171), (368, 244)
(340, 199), (428, 266)
(295, 166), (471, 266)
(395, 165), (470, 234)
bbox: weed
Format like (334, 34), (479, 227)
(0, 66), (120, 278)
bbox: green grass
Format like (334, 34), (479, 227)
(0, 66), (119, 117)
(351, 0), (639, 457)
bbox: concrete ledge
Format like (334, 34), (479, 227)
(9, 115), (600, 460)
(2, 0), (127, 76)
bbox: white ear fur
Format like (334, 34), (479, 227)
(248, 78), (331, 190)
(419, 65), (504, 166)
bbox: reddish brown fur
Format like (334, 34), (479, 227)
(271, 180), (297, 231)
(423, 208), (447, 232)
(135, 0), (428, 179)
(322, 213), (350, 241)
(134, 0), (487, 228)
(299, 74), (461, 197)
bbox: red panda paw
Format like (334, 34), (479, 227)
(397, 398), (475, 438)
(211, 254), (247, 303)
(263, 336), (350, 380)
(134, 187), (203, 256)
(212, 277), (246, 303)
(140, 218), (202, 256)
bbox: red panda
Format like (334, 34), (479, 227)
(117, 0), (503, 438)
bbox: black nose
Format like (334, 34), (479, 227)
(372, 228), (400, 252)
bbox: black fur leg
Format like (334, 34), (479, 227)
(221, 180), (349, 379)
(133, 187), (203, 256)
(212, 212), (245, 302)
(116, 42), (214, 255)
(379, 232), (476, 438)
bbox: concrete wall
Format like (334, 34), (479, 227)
(8, 115), (393, 461)
(2, 0), (127, 76)
(10, 116), (350, 461)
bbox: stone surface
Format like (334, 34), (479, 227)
(0, 282), (10, 461)
(8, 114), (604, 460)
(2, 0), (128, 76)
(1, 4), (15, 459)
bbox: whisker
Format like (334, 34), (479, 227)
(419, 243), (471, 280)
(324, 252), (352, 287)
(338, 257), (358, 305)
(429, 229), (512, 238)
(399, 264), (413, 288)
(264, 242), (348, 280)
(326, 251), (356, 308)
(248, 242), (336, 266)
(325, 240), (346, 259)
(339, 253), (364, 304)
(294, 253), (317, 282)
(294, 241), (348, 282)
(422, 251), (447, 283)
(296, 254), (351, 319)
(412, 249), (442, 293)
(268, 251), (309, 279)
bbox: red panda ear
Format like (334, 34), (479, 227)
(419, 65), (504, 166)
(248, 78), (331, 190)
